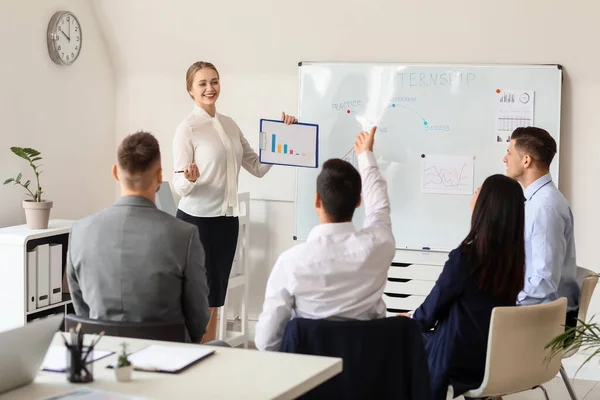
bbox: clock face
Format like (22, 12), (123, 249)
(48, 12), (82, 65)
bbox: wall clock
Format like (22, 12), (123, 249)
(47, 11), (82, 66)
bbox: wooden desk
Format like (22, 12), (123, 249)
(0, 334), (342, 400)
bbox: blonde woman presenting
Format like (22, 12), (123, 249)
(173, 61), (297, 343)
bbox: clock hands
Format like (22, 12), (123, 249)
(60, 30), (70, 42)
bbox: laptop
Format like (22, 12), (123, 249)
(0, 314), (63, 394)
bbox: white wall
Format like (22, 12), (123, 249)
(92, 0), (600, 365)
(0, 0), (115, 228)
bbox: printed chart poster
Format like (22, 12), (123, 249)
(495, 90), (535, 143)
(260, 120), (318, 168)
(421, 154), (474, 196)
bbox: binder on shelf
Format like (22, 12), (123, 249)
(36, 244), (50, 308)
(27, 250), (37, 312)
(49, 244), (62, 304)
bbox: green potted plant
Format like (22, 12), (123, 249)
(115, 342), (133, 382)
(3, 147), (52, 229)
(546, 317), (600, 376)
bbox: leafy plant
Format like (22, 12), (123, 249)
(546, 317), (600, 376)
(3, 147), (44, 202)
(117, 342), (131, 368)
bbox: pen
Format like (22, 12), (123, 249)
(422, 247), (430, 251)
(174, 170), (184, 173)
(60, 333), (71, 349)
(76, 323), (83, 350)
(90, 331), (104, 348)
(82, 331), (104, 364)
(69, 328), (75, 350)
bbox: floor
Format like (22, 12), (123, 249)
(447, 377), (600, 399)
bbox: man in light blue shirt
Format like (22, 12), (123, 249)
(503, 127), (579, 327)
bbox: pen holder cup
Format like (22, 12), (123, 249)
(66, 345), (94, 383)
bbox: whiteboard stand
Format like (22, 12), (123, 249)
(218, 192), (250, 348)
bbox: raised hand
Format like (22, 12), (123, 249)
(353, 126), (377, 156)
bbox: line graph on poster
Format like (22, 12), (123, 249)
(421, 154), (475, 195)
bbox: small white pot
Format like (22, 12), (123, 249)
(115, 365), (133, 382)
(22, 200), (53, 229)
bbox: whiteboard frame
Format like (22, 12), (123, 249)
(294, 61), (563, 250)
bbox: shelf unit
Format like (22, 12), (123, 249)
(0, 219), (74, 332)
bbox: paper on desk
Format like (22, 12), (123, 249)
(109, 344), (214, 372)
(41, 345), (114, 372)
(41, 388), (150, 400)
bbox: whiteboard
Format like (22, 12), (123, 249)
(294, 62), (562, 250)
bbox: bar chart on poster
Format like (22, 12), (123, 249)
(295, 62), (562, 250)
(259, 119), (319, 168)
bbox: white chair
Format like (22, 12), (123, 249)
(218, 192), (250, 348)
(462, 298), (567, 400)
(559, 267), (599, 400)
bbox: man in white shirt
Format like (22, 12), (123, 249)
(255, 127), (396, 351)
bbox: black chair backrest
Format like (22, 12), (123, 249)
(64, 314), (186, 343)
(281, 317), (432, 400)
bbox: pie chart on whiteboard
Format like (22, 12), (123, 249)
(519, 92), (531, 104)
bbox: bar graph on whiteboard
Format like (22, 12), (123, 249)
(421, 154), (474, 195)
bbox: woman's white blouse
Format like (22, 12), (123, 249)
(173, 105), (271, 217)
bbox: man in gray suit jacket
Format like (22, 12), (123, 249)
(67, 131), (210, 343)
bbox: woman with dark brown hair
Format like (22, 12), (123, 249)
(173, 61), (297, 342)
(412, 174), (526, 399)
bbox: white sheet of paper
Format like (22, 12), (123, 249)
(495, 90), (535, 143)
(41, 346), (114, 372)
(421, 154), (474, 195)
(109, 344), (214, 372)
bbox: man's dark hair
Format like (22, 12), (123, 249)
(117, 131), (161, 190)
(511, 127), (557, 169)
(316, 158), (361, 222)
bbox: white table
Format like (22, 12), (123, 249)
(0, 334), (342, 400)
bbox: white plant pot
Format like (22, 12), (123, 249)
(114, 365), (133, 382)
(22, 200), (53, 229)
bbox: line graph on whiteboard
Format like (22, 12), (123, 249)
(421, 155), (474, 195)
